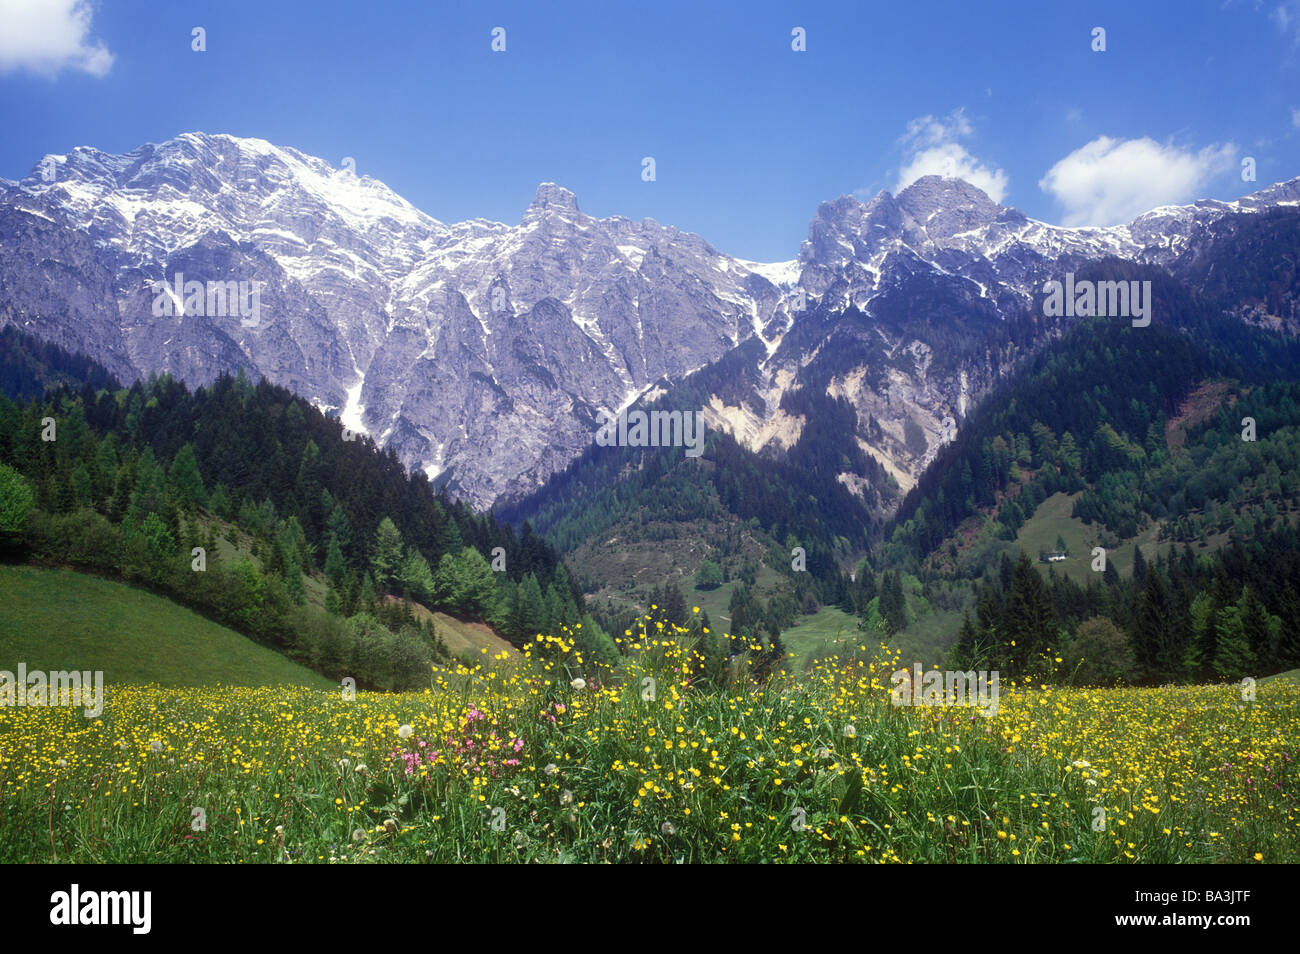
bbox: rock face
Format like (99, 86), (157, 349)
(1, 132), (1295, 510)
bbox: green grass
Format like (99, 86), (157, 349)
(689, 562), (785, 630)
(2, 632), (1294, 863)
(1261, 669), (1300, 685)
(0, 564), (333, 689)
(779, 605), (859, 667)
(1015, 491), (1173, 585)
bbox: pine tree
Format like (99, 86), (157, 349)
(279, 516), (309, 572)
(284, 552), (306, 606)
(325, 582), (342, 616)
(209, 484), (232, 520)
(358, 572), (377, 614)
(663, 584), (688, 627)
(0, 464), (34, 544)
(93, 438), (119, 503)
(1132, 569), (1179, 679)
(325, 533), (346, 587)
(167, 443), (207, 510)
(439, 518), (464, 558)
(543, 584), (563, 635)
(1275, 611), (1300, 669)
(128, 447), (167, 519)
(293, 440), (324, 537)
(1003, 554), (1057, 672)
(1236, 586), (1274, 671)
(518, 573), (546, 638)
(70, 463), (93, 508)
(1188, 591), (1218, 680)
(399, 547), (435, 604)
(325, 503), (353, 565)
(456, 548), (497, 616)
(1212, 606), (1256, 679)
(370, 517), (404, 594)
(490, 578), (517, 637)
(879, 572), (907, 634)
(1132, 545), (1148, 586)
(341, 570), (359, 617)
(951, 611), (978, 668)
(1059, 431), (1082, 477)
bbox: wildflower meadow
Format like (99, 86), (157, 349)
(1, 617), (1295, 864)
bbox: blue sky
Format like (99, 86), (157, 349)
(1, 0), (1298, 260)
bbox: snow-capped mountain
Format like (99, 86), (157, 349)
(0, 133), (800, 505)
(1, 131), (1295, 508)
(705, 172), (1300, 501)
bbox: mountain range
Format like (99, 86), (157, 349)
(2, 131), (1296, 513)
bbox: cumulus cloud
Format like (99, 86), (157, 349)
(893, 108), (1009, 202)
(0, 0), (114, 78)
(1038, 136), (1237, 227)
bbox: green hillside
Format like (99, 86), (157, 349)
(0, 564), (334, 688)
(779, 605), (859, 665)
(1014, 491), (1171, 585)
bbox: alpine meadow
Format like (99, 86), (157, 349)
(0, 1), (1298, 894)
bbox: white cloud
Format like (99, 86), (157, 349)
(892, 108), (1008, 202)
(1038, 136), (1237, 227)
(0, 0), (114, 78)
(1272, 2), (1300, 42)
(1293, 106), (1300, 128)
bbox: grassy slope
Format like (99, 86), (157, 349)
(689, 563), (785, 629)
(1261, 669), (1300, 685)
(1014, 491), (1174, 586)
(0, 564), (333, 688)
(386, 596), (518, 659)
(780, 605), (859, 666)
(895, 487), (1242, 666)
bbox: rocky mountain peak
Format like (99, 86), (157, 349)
(895, 175), (1001, 241)
(528, 182), (581, 216)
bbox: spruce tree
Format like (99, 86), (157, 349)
(1237, 586), (1274, 671)
(1004, 554), (1057, 672)
(370, 517), (404, 594)
(325, 504), (353, 565)
(1132, 545), (1148, 586)
(1212, 606), (1256, 680)
(399, 547), (435, 604)
(951, 611), (978, 668)
(1132, 569), (1178, 679)
(167, 443), (207, 511)
(284, 553), (306, 606)
(325, 533), (347, 587)
(128, 447), (167, 519)
(358, 572), (377, 614)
